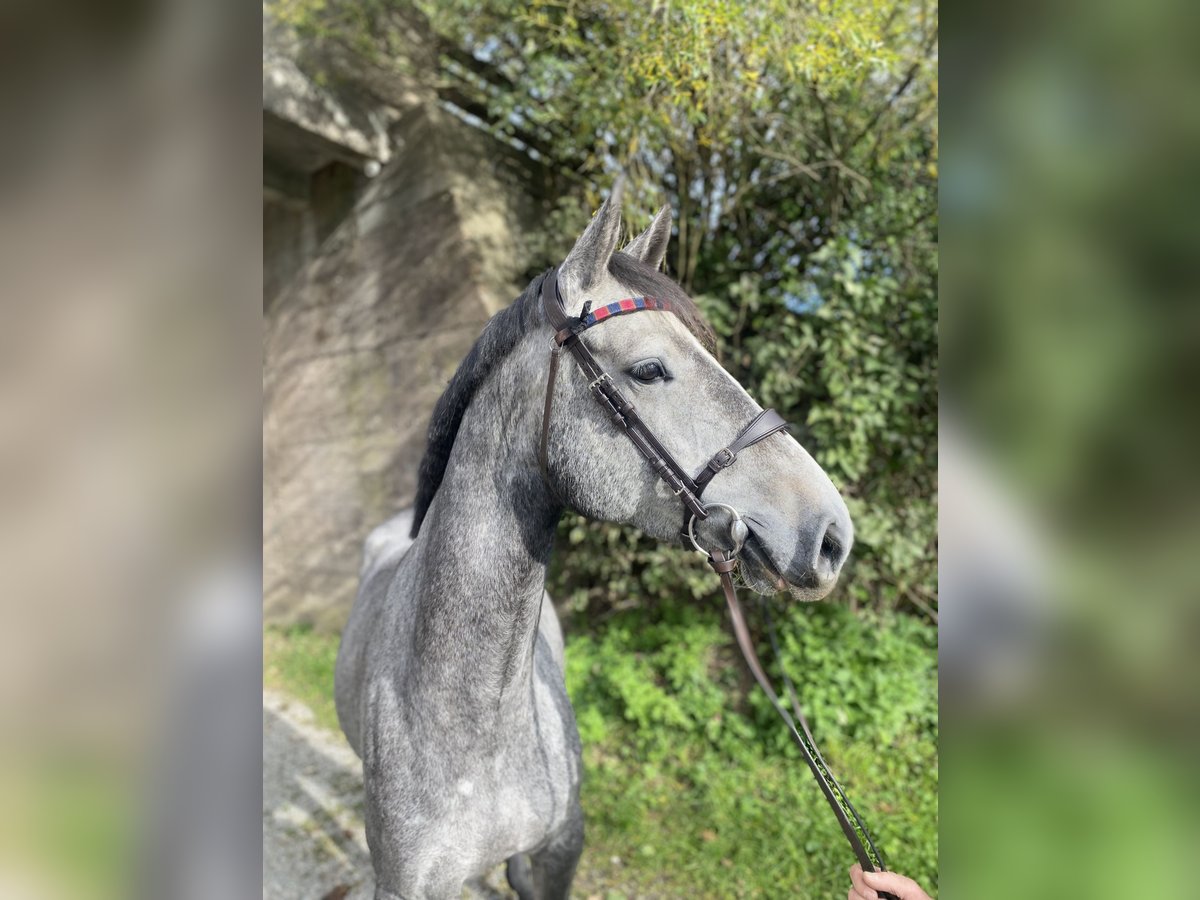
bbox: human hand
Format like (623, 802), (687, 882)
(848, 863), (933, 900)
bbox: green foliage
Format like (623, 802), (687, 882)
(698, 222), (938, 614)
(405, 0), (938, 287)
(563, 601), (938, 895)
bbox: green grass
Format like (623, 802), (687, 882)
(264, 602), (938, 897)
(264, 625), (342, 732)
(571, 736), (937, 897)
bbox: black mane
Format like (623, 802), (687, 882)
(409, 258), (714, 537)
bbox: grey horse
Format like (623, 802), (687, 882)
(334, 183), (853, 900)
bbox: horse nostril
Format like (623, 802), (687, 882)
(817, 521), (846, 575)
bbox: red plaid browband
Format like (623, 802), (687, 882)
(578, 296), (671, 330)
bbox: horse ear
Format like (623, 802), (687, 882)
(621, 205), (672, 271)
(559, 178), (625, 300)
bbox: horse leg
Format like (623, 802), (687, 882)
(528, 805), (584, 900)
(505, 852), (535, 900)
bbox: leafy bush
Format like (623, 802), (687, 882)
(560, 599), (938, 896)
(701, 227), (938, 617)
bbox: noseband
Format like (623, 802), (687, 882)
(537, 269), (897, 895)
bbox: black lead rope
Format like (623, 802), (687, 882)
(758, 597), (894, 891)
(713, 552), (898, 900)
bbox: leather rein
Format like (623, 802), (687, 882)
(537, 270), (897, 895)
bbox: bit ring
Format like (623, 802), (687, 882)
(687, 502), (747, 557)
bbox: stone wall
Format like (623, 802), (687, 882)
(263, 13), (545, 629)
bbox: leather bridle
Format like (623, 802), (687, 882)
(538, 269), (788, 528)
(537, 269), (897, 895)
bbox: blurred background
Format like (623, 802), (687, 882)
(940, 0), (1200, 896)
(2, 0), (1197, 897)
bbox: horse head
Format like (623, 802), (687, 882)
(542, 183), (853, 602)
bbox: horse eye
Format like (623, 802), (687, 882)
(628, 359), (669, 384)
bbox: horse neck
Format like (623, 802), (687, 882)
(409, 352), (562, 710)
